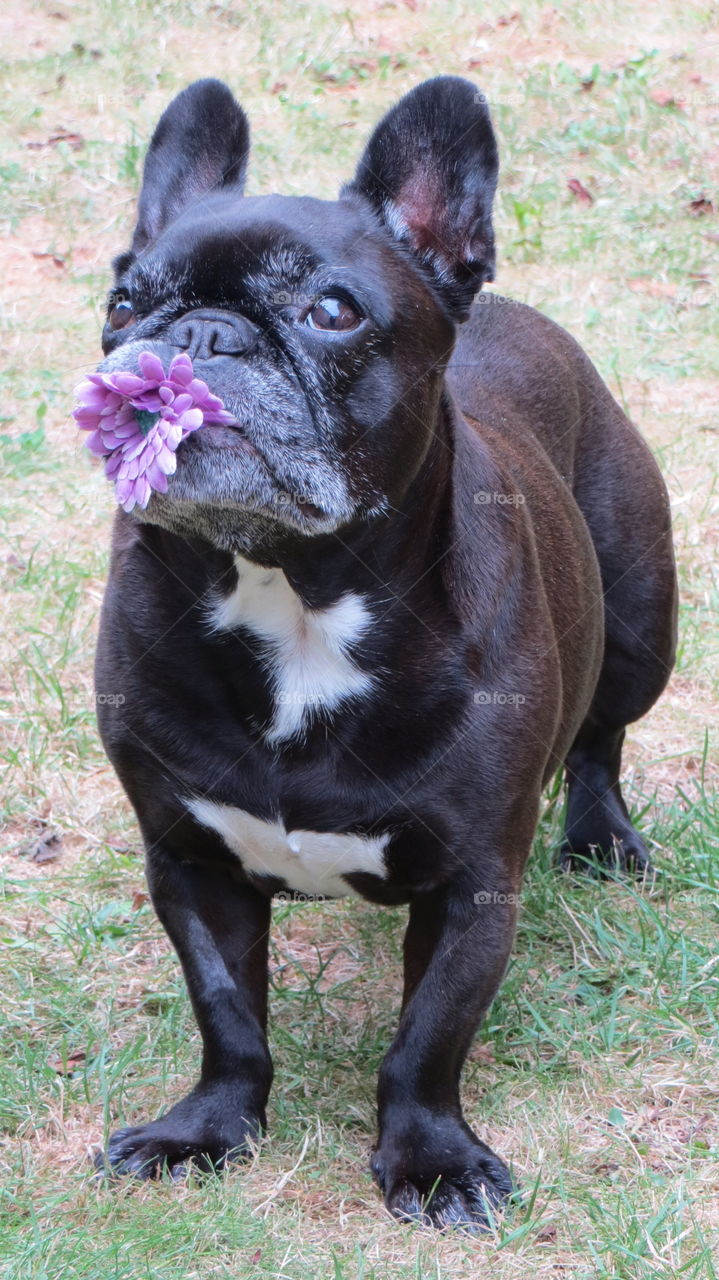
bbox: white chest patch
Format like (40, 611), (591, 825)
(208, 556), (374, 743)
(187, 796), (389, 897)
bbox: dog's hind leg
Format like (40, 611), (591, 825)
(560, 403), (678, 875)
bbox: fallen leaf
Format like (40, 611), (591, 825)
(628, 278), (678, 299)
(651, 89), (679, 107)
(249, 1250), (262, 1264)
(131, 890), (150, 910)
(567, 177), (593, 206)
(49, 1050), (86, 1075)
(688, 196), (714, 216)
(537, 1223), (558, 1242)
(32, 251), (65, 269)
(19, 828), (63, 864)
(26, 132), (84, 151)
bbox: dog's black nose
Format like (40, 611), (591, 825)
(170, 309), (259, 361)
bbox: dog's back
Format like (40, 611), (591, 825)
(449, 295), (677, 869)
(449, 297), (676, 703)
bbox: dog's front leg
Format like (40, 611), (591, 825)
(371, 870), (517, 1230)
(98, 847), (273, 1178)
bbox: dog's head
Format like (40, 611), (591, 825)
(99, 76), (498, 555)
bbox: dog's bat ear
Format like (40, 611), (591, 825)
(343, 77), (498, 321)
(129, 79), (250, 256)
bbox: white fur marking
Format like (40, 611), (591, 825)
(209, 556), (374, 742)
(187, 797), (389, 897)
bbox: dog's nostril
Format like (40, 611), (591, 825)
(171, 310), (258, 360)
(209, 322), (251, 356)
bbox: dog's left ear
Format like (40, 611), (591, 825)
(343, 77), (498, 321)
(129, 79), (250, 257)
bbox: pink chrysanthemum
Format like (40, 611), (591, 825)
(73, 351), (235, 512)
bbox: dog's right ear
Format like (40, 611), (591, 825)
(127, 79), (250, 258)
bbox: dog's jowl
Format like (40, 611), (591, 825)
(91, 76), (677, 1228)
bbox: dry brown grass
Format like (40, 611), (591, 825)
(1, 1), (717, 1276)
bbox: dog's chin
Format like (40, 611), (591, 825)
(131, 425), (356, 553)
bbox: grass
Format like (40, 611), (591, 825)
(1, 0), (718, 1275)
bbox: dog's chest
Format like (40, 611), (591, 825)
(195, 556), (385, 894)
(187, 796), (389, 897)
(208, 555), (374, 743)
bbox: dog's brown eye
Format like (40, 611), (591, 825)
(108, 299), (135, 331)
(306, 296), (360, 332)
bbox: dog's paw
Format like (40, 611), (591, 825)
(371, 1113), (514, 1232)
(558, 827), (655, 880)
(95, 1082), (264, 1181)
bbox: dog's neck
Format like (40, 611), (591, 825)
(213, 394), (457, 614)
(191, 399), (457, 746)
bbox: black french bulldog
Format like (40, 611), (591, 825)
(92, 76), (677, 1228)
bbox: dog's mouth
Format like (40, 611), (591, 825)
(173, 419), (333, 527)
(198, 420), (260, 455)
(86, 341), (354, 537)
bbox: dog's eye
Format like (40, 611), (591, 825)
(305, 296), (360, 332)
(108, 299), (135, 331)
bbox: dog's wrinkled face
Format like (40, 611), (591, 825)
(99, 77), (498, 556)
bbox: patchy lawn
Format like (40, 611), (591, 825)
(1, 1), (717, 1276)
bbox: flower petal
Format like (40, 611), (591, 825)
(135, 475), (152, 508)
(75, 382), (109, 411)
(155, 443), (178, 475)
(138, 351), (166, 382)
(188, 377), (210, 400)
(168, 354), (194, 385)
(131, 391), (164, 413)
(120, 435), (149, 462)
(178, 408), (204, 431)
(107, 372), (147, 396)
(85, 430), (109, 455)
(161, 421), (183, 449)
(74, 408), (103, 429)
(145, 456), (170, 491)
(206, 407), (236, 425)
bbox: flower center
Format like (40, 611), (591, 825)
(135, 409), (160, 436)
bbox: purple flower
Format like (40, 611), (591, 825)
(73, 351), (235, 512)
